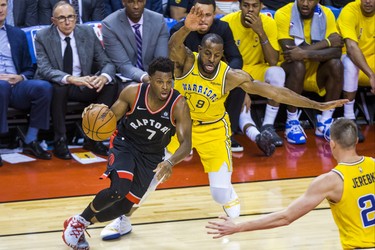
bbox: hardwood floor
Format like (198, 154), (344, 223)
(0, 125), (373, 249)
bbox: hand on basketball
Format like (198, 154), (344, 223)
(318, 99), (349, 111)
(206, 215), (238, 239)
(153, 160), (173, 182)
(82, 103), (109, 118)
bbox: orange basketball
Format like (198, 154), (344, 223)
(82, 105), (117, 141)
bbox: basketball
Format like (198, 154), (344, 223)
(82, 105), (117, 141)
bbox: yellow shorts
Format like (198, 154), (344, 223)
(167, 113), (232, 173)
(277, 61), (326, 96)
(303, 61), (326, 96)
(243, 63), (268, 81)
(359, 54), (374, 87)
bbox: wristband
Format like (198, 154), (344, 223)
(261, 39), (269, 45)
(166, 159), (174, 167)
(325, 38), (331, 47)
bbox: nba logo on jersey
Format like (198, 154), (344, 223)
(161, 111), (169, 120)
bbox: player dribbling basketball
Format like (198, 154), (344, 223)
(62, 57), (192, 250)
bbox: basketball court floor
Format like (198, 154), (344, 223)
(0, 125), (374, 249)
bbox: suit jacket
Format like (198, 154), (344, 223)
(102, 8), (169, 82)
(5, 24), (35, 79)
(34, 24), (115, 85)
(13, 0), (38, 27)
(38, 0), (105, 25)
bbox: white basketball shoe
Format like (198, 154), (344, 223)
(100, 215), (132, 240)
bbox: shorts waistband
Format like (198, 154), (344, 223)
(193, 112), (227, 125)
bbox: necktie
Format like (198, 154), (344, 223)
(6, 0), (14, 26)
(63, 37), (73, 75)
(71, 0), (80, 23)
(133, 24), (144, 70)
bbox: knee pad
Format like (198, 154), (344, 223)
(210, 186), (240, 218)
(210, 186), (231, 205)
(342, 55), (359, 92)
(265, 66), (285, 88)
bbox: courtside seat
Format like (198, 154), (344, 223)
(5, 25), (97, 138)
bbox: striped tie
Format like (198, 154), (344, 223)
(132, 24), (144, 70)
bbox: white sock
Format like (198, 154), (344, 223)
(245, 126), (260, 142)
(344, 100), (356, 120)
(262, 104), (279, 126)
(321, 109), (334, 121)
(287, 110), (299, 121)
(239, 107), (256, 131)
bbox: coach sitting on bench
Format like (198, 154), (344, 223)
(34, 1), (117, 160)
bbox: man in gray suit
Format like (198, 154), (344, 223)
(38, 0), (105, 25)
(35, 1), (117, 160)
(6, 0), (38, 27)
(102, 0), (169, 91)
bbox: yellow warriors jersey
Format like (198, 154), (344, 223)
(222, 11), (280, 66)
(174, 52), (230, 123)
(330, 156), (375, 249)
(337, 1), (375, 87)
(337, 1), (375, 58)
(275, 3), (338, 45)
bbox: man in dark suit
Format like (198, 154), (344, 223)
(102, 0), (169, 91)
(35, 1), (117, 160)
(38, 0), (105, 25)
(6, 0), (38, 27)
(0, 0), (52, 161)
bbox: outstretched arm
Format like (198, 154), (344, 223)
(154, 97), (192, 182)
(206, 172), (342, 238)
(225, 69), (348, 111)
(168, 6), (204, 76)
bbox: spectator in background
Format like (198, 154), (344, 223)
(165, 0), (195, 21)
(34, 1), (117, 160)
(274, 0), (344, 144)
(101, 0), (169, 92)
(170, 0), (247, 152)
(5, 0), (38, 27)
(0, 0), (53, 160)
(104, 0), (123, 17)
(261, 0), (293, 10)
(337, 0), (374, 142)
(38, 0), (105, 25)
(319, 0), (354, 8)
(104, 0), (163, 17)
(222, 0), (285, 150)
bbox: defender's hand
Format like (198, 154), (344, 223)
(318, 99), (349, 111)
(184, 6), (204, 31)
(206, 215), (238, 239)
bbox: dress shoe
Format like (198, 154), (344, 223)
(83, 139), (109, 156)
(53, 138), (72, 160)
(0, 155), (3, 167)
(23, 141), (52, 160)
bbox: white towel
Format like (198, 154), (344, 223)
(290, 1), (327, 46)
